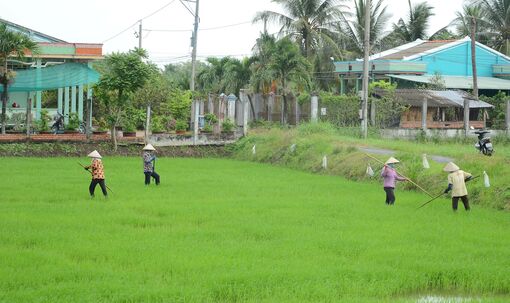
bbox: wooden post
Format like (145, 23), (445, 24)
(311, 94), (318, 123)
(145, 104), (151, 144)
(193, 100), (199, 144)
(464, 98), (470, 137)
(370, 98), (376, 126)
(25, 98), (32, 138)
(421, 98), (428, 131)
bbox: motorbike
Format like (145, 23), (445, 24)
(51, 113), (65, 134)
(474, 129), (494, 156)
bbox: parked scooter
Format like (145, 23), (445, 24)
(51, 113), (65, 134)
(474, 129), (494, 156)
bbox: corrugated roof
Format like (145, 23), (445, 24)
(379, 40), (455, 60)
(388, 74), (510, 90)
(0, 18), (66, 43)
(373, 89), (493, 109)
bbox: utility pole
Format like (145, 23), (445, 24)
(466, 16), (477, 136)
(361, 0), (371, 139)
(190, 0), (200, 91)
(138, 20), (143, 49)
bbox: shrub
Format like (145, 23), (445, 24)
(66, 113), (80, 131)
(36, 110), (51, 132)
(222, 119), (235, 133)
(175, 120), (188, 131)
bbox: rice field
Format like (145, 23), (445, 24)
(0, 157), (509, 302)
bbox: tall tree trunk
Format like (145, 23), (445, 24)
(471, 17), (478, 98)
(111, 125), (118, 152)
(247, 94), (256, 121)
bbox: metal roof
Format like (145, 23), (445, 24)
(0, 18), (66, 43)
(379, 41), (455, 60)
(373, 89), (494, 109)
(388, 74), (510, 90)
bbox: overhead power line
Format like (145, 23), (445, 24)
(102, 0), (177, 43)
(144, 21), (252, 33)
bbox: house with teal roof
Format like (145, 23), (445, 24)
(0, 18), (102, 126)
(335, 37), (510, 94)
(334, 37), (510, 130)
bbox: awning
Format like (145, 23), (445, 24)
(387, 74), (510, 90)
(0, 62), (100, 92)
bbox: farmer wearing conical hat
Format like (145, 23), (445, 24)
(443, 162), (472, 211)
(381, 157), (407, 205)
(84, 150), (108, 197)
(143, 144), (160, 185)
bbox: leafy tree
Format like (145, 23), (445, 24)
(391, 0), (434, 43)
(95, 48), (154, 150)
(163, 61), (206, 90)
(0, 23), (39, 134)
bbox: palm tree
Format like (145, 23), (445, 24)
(0, 23), (39, 134)
(471, 0), (510, 55)
(391, 0), (434, 43)
(253, 0), (348, 59)
(269, 37), (311, 124)
(251, 33), (278, 96)
(341, 0), (391, 56)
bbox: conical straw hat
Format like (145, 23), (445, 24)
(87, 150), (102, 159)
(143, 144), (156, 151)
(385, 157), (400, 164)
(443, 162), (460, 172)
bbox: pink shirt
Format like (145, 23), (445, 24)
(381, 166), (405, 188)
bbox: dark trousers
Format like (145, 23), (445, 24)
(384, 187), (396, 205)
(144, 171), (160, 185)
(89, 179), (107, 197)
(452, 195), (470, 211)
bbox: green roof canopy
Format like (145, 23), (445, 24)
(0, 63), (100, 92)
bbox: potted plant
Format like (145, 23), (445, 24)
(7, 113), (25, 133)
(93, 118), (108, 135)
(203, 113), (217, 133)
(65, 113), (80, 133)
(122, 120), (137, 137)
(221, 119), (235, 133)
(151, 116), (165, 134)
(175, 120), (187, 134)
(36, 109), (51, 133)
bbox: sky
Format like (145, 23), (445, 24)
(2, 0), (465, 66)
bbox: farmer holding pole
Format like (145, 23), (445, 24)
(143, 144), (160, 185)
(443, 162), (472, 211)
(381, 157), (407, 205)
(84, 150), (108, 198)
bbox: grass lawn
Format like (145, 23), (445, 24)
(1, 157), (509, 302)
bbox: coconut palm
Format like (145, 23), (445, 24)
(253, 0), (349, 59)
(0, 23), (39, 134)
(391, 0), (434, 43)
(471, 0), (510, 55)
(341, 0), (391, 56)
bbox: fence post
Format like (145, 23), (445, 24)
(370, 98), (376, 126)
(464, 98), (470, 137)
(295, 95), (300, 126)
(311, 93), (318, 123)
(25, 98), (32, 138)
(193, 100), (200, 145)
(421, 97), (428, 131)
(267, 93), (274, 122)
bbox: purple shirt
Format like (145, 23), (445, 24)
(381, 166), (405, 188)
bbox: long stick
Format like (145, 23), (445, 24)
(417, 192), (445, 209)
(365, 153), (434, 197)
(417, 175), (480, 210)
(78, 162), (113, 193)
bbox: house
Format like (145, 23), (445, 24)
(334, 37), (510, 130)
(0, 18), (102, 123)
(373, 89), (493, 129)
(335, 37), (510, 95)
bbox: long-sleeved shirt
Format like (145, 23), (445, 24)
(85, 159), (105, 180)
(447, 170), (472, 197)
(381, 166), (405, 188)
(143, 152), (156, 172)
